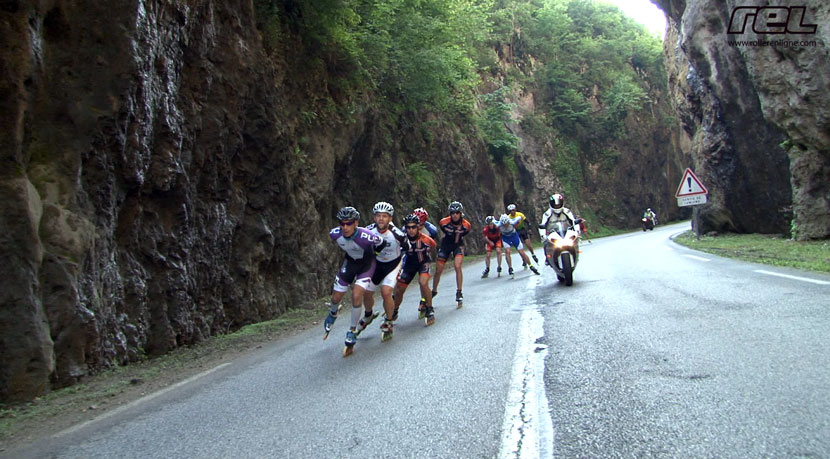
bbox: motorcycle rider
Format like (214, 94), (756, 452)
(643, 208), (658, 226)
(538, 194), (577, 264)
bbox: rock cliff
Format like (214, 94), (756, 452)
(1, 0), (683, 401)
(656, 0), (829, 238)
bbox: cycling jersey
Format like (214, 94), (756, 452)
(399, 232), (437, 284)
(438, 216), (472, 245)
(483, 225), (501, 243)
(366, 223), (407, 263)
(421, 221), (438, 239)
(329, 226), (385, 261)
(329, 226), (384, 292)
(498, 214), (523, 235)
(508, 211), (527, 230)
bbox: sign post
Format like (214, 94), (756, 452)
(675, 168), (708, 207)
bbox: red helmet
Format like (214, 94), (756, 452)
(413, 207), (429, 225)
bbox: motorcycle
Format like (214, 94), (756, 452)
(541, 218), (582, 286)
(642, 215), (655, 231)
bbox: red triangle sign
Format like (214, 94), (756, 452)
(676, 168), (708, 197)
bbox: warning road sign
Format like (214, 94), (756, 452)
(676, 168), (708, 207)
(676, 168), (708, 197)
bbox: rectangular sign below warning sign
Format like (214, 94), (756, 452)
(678, 194), (707, 207)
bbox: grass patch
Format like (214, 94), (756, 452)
(673, 231), (830, 273)
(0, 304), (328, 450)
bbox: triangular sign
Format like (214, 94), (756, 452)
(675, 168), (708, 197)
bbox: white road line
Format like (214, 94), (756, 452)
(499, 276), (554, 459)
(684, 254), (711, 262)
(754, 269), (830, 286)
(55, 363), (231, 438)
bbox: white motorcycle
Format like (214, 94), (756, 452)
(540, 218), (582, 286)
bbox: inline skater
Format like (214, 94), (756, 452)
(393, 214), (438, 326)
(431, 201), (472, 308)
(507, 204), (539, 267)
(413, 207), (438, 238)
(363, 202), (408, 342)
(324, 206), (386, 356)
(481, 216), (504, 278)
(412, 207), (437, 309)
(538, 193), (577, 265)
(498, 213), (540, 278)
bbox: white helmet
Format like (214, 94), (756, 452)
(507, 204), (517, 212)
(373, 201), (394, 216)
(549, 194), (564, 214)
(499, 214), (510, 226)
(485, 215), (495, 225)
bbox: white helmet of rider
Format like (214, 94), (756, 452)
(373, 201), (394, 216)
(549, 194), (564, 214)
(499, 214), (510, 226)
(507, 204), (517, 212)
(485, 215), (495, 225)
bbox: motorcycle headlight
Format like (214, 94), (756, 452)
(554, 238), (572, 249)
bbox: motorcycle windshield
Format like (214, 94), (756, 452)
(552, 221), (567, 237)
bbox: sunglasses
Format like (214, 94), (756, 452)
(450, 211), (461, 215)
(405, 225), (419, 229)
(339, 221), (356, 227)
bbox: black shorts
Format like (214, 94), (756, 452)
(333, 258), (375, 292)
(398, 261), (431, 285)
(371, 258), (402, 285)
(437, 239), (465, 261)
(517, 227), (530, 240)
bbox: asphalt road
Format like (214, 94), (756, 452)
(540, 222), (830, 457)
(8, 222), (829, 458)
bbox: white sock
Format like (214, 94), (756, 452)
(350, 306), (363, 329)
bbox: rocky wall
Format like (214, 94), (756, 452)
(0, 0), (686, 402)
(656, 0), (829, 238)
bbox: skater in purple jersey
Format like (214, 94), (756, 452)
(323, 206), (386, 356)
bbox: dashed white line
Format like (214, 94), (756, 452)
(684, 254), (711, 262)
(754, 269), (830, 285)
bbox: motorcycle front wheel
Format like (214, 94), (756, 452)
(562, 253), (573, 286)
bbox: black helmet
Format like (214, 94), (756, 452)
(448, 201), (464, 213)
(402, 214), (420, 226)
(336, 206), (360, 221)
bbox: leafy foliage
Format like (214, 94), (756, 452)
(478, 86), (519, 164)
(253, 0), (670, 223)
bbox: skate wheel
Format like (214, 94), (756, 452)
(323, 332), (330, 340)
(456, 301), (463, 309)
(343, 345), (355, 357)
(425, 317), (435, 326)
(381, 332), (392, 342)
